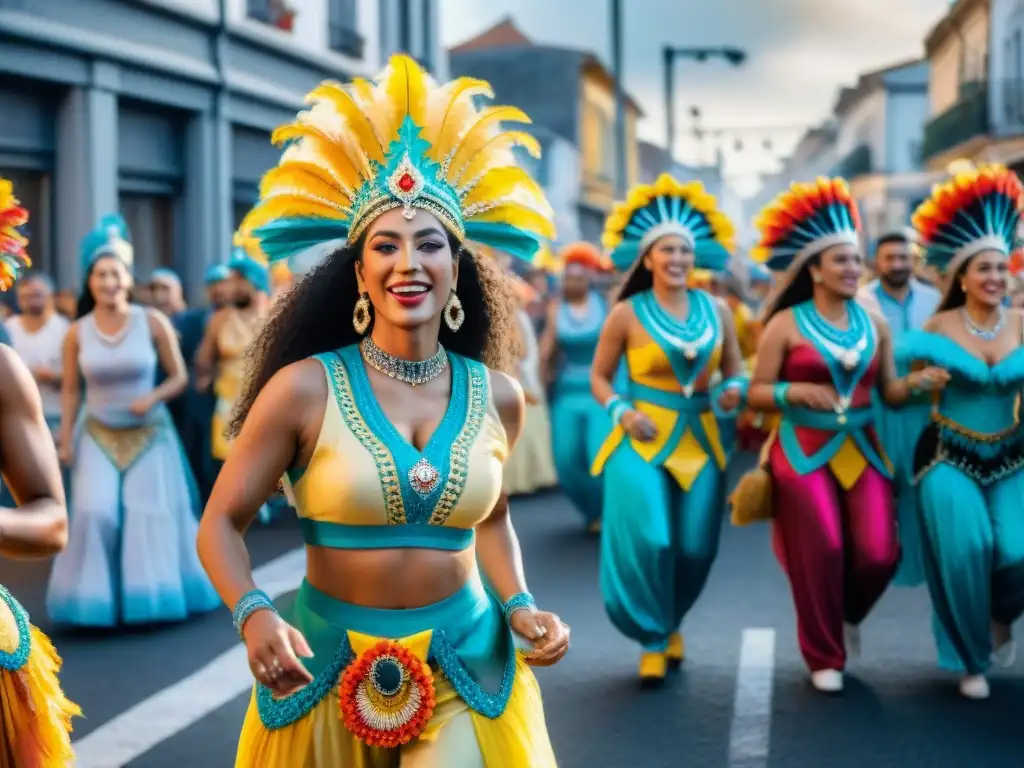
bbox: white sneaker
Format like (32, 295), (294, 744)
(844, 623), (861, 659)
(959, 675), (990, 700)
(992, 639), (1016, 668)
(811, 669), (844, 693)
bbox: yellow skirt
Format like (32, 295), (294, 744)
(236, 656), (555, 767)
(0, 589), (80, 768)
(236, 578), (557, 767)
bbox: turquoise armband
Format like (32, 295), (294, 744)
(502, 592), (536, 624)
(773, 382), (791, 409)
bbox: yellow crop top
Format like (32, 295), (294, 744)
(283, 345), (508, 551)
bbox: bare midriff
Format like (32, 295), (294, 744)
(305, 545), (478, 609)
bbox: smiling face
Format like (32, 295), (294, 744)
(961, 249), (1009, 309)
(355, 208), (456, 331)
(88, 255), (132, 309)
(810, 243), (863, 299)
(643, 234), (694, 290)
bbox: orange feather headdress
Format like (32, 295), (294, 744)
(751, 177), (861, 273)
(559, 241), (606, 272)
(912, 164), (1024, 276)
(0, 179), (30, 291)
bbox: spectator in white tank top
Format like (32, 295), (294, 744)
(8, 273), (70, 434)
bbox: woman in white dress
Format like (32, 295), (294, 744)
(46, 214), (219, 626)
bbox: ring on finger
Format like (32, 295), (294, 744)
(271, 657), (283, 671)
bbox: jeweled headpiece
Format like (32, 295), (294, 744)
(752, 177), (861, 273)
(79, 213), (133, 273)
(243, 54), (554, 264)
(602, 174), (735, 272)
(912, 164), (1024, 276)
(0, 179), (31, 291)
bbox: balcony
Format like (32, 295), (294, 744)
(832, 144), (873, 179)
(246, 0), (295, 32)
(922, 80), (989, 162)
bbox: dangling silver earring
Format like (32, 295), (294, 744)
(444, 291), (465, 332)
(352, 292), (371, 335)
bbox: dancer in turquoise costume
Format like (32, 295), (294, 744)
(539, 241), (611, 532)
(894, 164), (1024, 700)
(589, 174), (746, 685)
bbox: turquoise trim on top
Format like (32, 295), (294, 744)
(631, 289), (720, 393)
(338, 345), (481, 526)
(896, 330), (1024, 388)
(0, 586), (31, 672)
(778, 406), (891, 479)
(298, 519), (474, 551)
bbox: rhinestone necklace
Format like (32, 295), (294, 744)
(359, 336), (448, 386)
(961, 305), (1006, 341)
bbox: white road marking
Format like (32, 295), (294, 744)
(728, 628), (776, 768)
(72, 548), (307, 768)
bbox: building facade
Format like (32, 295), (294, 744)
(449, 17), (642, 246)
(921, 0), (1024, 173)
(0, 0), (444, 301)
(831, 59), (937, 240)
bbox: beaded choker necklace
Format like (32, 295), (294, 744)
(359, 337), (448, 386)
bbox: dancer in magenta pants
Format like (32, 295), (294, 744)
(736, 178), (949, 693)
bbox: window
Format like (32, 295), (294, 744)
(247, 0), (294, 32)
(119, 194), (177, 280)
(0, 169), (52, 278)
(329, 0), (363, 58)
(595, 111), (614, 180)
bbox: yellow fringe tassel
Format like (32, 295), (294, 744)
(0, 627), (81, 768)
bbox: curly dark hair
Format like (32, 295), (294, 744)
(228, 232), (520, 437)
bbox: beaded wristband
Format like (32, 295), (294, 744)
(502, 592), (537, 624)
(605, 396), (632, 425)
(232, 589), (277, 639)
(773, 382), (790, 409)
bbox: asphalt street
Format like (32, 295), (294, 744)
(2, 461), (1022, 767)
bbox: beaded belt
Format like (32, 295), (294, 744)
(913, 416), (1024, 487)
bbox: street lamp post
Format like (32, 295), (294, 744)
(610, 0), (628, 196)
(663, 46), (747, 159)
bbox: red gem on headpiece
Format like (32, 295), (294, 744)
(397, 173), (416, 193)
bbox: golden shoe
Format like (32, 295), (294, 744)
(666, 633), (685, 667)
(639, 651), (667, 686)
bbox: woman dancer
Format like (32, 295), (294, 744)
(46, 214), (218, 627)
(504, 273), (558, 496)
(894, 165), (1024, 699)
(589, 175), (746, 684)
(539, 241), (610, 532)
(734, 178), (945, 692)
(197, 55), (568, 766)
(0, 179), (79, 766)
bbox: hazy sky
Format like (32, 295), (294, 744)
(441, 0), (951, 191)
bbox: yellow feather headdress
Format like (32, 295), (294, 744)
(243, 54), (555, 265)
(601, 174), (735, 272)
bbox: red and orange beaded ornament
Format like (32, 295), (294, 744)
(338, 639), (437, 748)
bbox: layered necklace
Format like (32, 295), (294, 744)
(359, 336), (448, 386)
(794, 300), (876, 424)
(637, 290), (717, 397)
(961, 305), (1006, 341)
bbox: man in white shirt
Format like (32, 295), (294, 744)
(8, 273), (69, 437)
